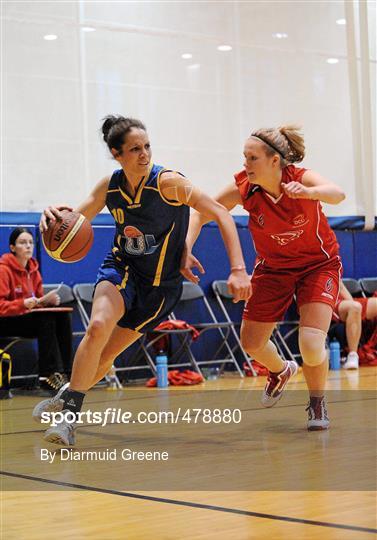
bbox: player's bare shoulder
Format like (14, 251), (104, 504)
(159, 171), (199, 206)
(159, 170), (186, 188)
(99, 175), (112, 190)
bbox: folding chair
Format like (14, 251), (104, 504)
(212, 280), (299, 368)
(42, 281), (83, 335)
(167, 281), (244, 377)
(343, 278), (363, 296)
(135, 323), (199, 374)
(212, 280), (257, 376)
(359, 277), (377, 297)
(72, 283), (94, 329)
(273, 318), (300, 363)
(72, 283), (155, 383)
(43, 283), (75, 304)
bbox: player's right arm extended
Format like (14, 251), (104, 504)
(180, 183), (243, 283)
(39, 177), (110, 232)
(185, 183), (242, 251)
(75, 176), (110, 221)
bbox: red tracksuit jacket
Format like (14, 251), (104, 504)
(0, 253), (43, 316)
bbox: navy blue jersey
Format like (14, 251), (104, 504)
(105, 163), (190, 287)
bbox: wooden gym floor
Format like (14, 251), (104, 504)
(1, 366), (376, 539)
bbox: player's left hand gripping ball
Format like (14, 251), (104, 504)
(42, 210), (93, 263)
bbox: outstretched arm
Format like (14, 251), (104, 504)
(282, 170), (345, 205)
(182, 183), (244, 285)
(160, 174), (249, 302)
(185, 182), (243, 252)
(39, 176), (110, 232)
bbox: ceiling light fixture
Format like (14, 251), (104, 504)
(327, 58), (339, 64)
(82, 26), (96, 32)
(217, 45), (232, 52)
(43, 34), (57, 41)
(336, 18), (346, 25)
(181, 53), (193, 59)
(272, 32), (288, 39)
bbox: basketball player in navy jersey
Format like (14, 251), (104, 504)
(33, 115), (251, 445)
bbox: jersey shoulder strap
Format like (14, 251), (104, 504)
(108, 169), (123, 191)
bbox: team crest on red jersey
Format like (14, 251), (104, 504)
(292, 214), (309, 227)
(270, 230), (304, 246)
(257, 214), (265, 227)
(325, 277), (334, 293)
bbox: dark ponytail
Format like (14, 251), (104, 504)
(101, 115), (146, 156)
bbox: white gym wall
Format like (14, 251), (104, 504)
(1, 1), (376, 222)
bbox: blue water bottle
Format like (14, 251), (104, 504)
(156, 351), (168, 388)
(329, 339), (341, 370)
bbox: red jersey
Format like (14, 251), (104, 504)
(0, 253), (43, 316)
(235, 165), (339, 270)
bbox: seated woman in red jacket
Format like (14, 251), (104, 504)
(0, 227), (72, 395)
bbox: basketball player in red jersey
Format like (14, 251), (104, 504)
(182, 125), (345, 430)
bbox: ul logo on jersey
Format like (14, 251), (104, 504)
(123, 226), (159, 256)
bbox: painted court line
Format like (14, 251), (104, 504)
(1, 471), (376, 534)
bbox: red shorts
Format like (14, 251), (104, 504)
(332, 297), (368, 322)
(243, 257), (342, 322)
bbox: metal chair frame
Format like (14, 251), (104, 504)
(132, 324), (200, 374)
(342, 277), (363, 297)
(170, 282), (244, 377)
(72, 283), (156, 385)
(212, 280), (300, 369)
(212, 280), (257, 376)
(358, 277), (377, 297)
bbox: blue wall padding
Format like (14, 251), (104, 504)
(1, 212), (376, 230)
(1, 212), (376, 376)
(353, 231), (377, 278)
(1, 214), (376, 285)
(328, 216), (376, 230)
(39, 225), (116, 284)
(0, 225), (38, 258)
(334, 231), (354, 278)
(192, 226), (256, 290)
(231, 215), (377, 231)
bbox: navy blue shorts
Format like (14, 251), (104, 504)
(95, 257), (182, 333)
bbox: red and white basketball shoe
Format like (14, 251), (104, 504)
(261, 360), (298, 408)
(306, 397), (330, 431)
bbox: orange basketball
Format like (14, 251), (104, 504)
(42, 210), (93, 263)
